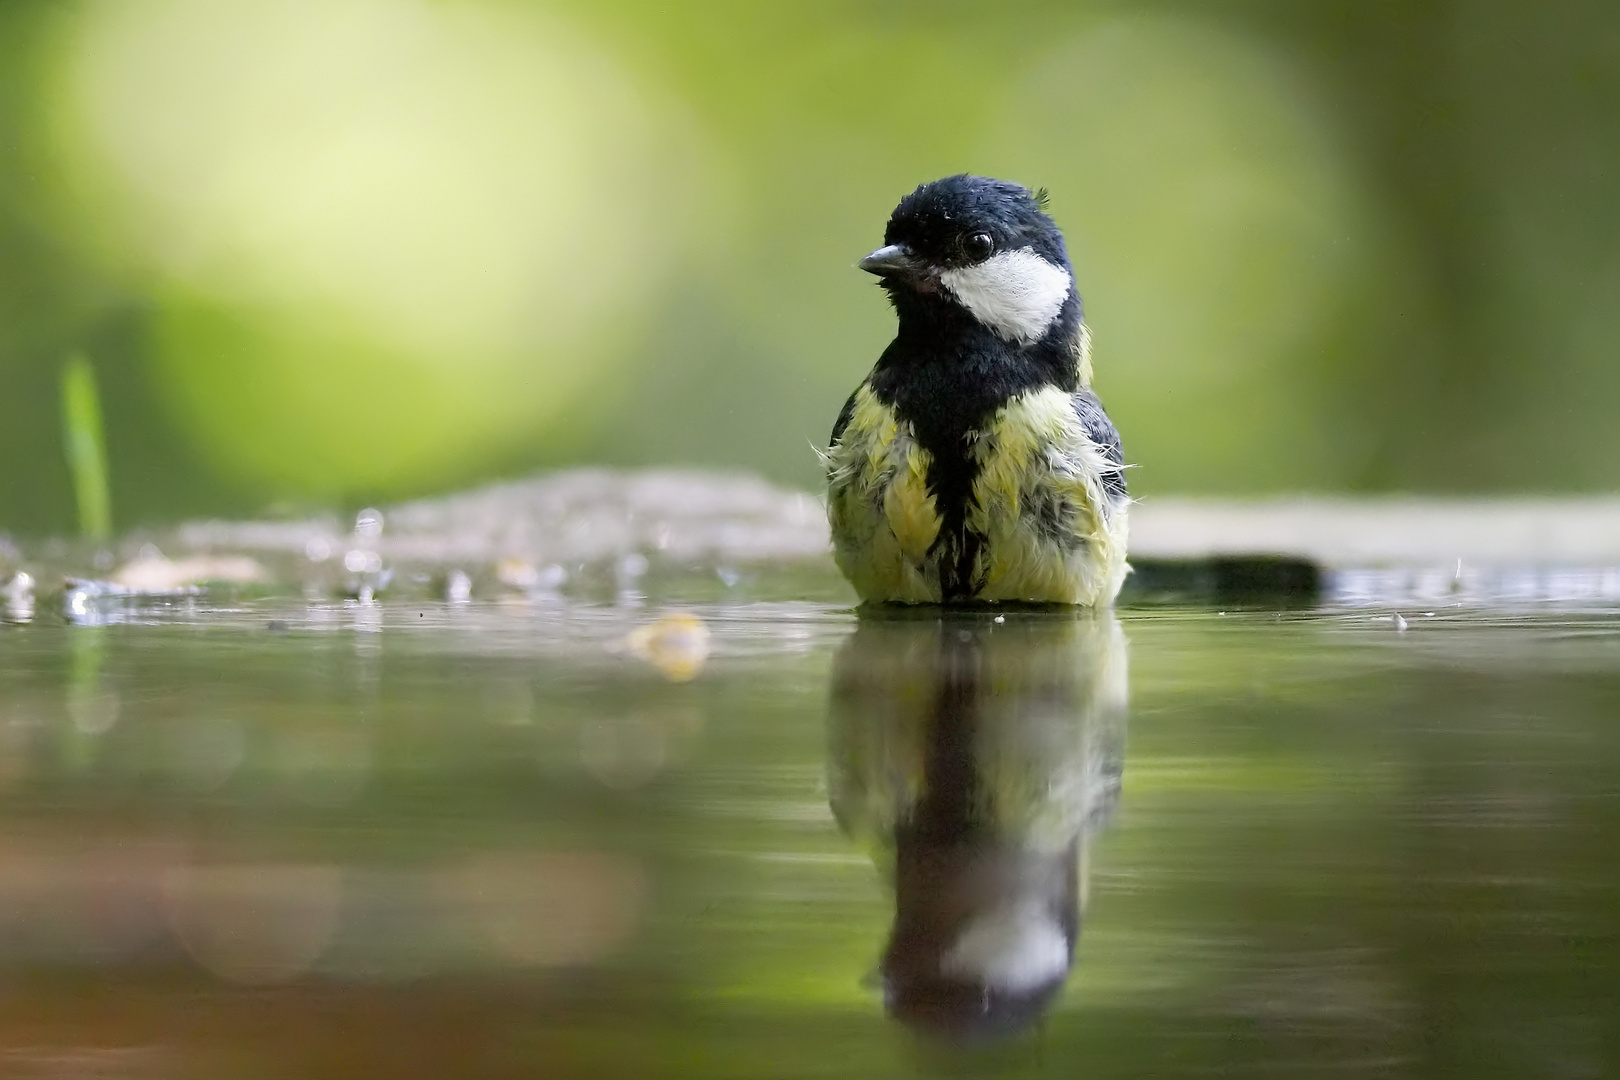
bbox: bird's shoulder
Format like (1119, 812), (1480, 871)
(1068, 388), (1127, 501)
(830, 386), (861, 446)
(828, 379), (906, 451)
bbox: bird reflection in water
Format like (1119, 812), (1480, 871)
(827, 609), (1126, 1039)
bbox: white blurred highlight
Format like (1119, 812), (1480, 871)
(941, 900), (1070, 993)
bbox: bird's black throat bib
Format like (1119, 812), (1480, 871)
(865, 292), (1084, 600)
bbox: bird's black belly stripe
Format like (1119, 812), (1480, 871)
(866, 295), (1083, 602)
(906, 622), (983, 840)
(923, 439), (983, 603)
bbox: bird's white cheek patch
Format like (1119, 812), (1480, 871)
(939, 249), (1072, 344)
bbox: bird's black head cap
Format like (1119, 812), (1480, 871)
(883, 175), (1069, 272)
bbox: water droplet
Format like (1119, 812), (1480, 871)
(343, 550), (383, 575)
(446, 569), (473, 603)
(67, 588), (92, 620)
(2, 572), (33, 622)
(354, 508), (384, 539)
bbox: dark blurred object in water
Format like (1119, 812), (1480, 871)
(1126, 555), (1321, 607)
(826, 610), (1126, 1040)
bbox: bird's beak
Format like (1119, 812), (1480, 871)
(859, 244), (917, 276)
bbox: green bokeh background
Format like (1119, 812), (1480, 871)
(2, 0), (1618, 536)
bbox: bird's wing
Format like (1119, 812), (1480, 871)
(1071, 390), (1127, 503)
(829, 388), (859, 447)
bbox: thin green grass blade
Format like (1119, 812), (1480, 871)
(60, 353), (112, 543)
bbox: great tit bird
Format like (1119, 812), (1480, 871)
(824, 175), (1128, 606)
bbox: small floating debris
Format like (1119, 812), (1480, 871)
(496, 559), (538, 591)
(626, 613), (710, 682)
(67, 576), (199, 601)
(63, 575), (200, 624)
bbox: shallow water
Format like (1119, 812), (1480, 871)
(0, 594), (1617, 1078)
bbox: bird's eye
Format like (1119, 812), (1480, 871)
(960, 232), (995, 261)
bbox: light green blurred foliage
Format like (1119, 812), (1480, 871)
(1, 0), (1619, 533)
(543, 2), (1392, 493)
(979, 17), (1387, 491)
(41, 0), (720, 497)
(1421, 0), (1620, 490)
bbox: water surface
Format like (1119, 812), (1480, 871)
(0, 596), (1616, 1077)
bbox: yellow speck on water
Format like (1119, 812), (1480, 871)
(626, 613), (710, 682)
(497, 559), (540, 590)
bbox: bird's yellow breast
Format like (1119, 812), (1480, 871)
(825, 387), (943, 603)
(826, 384), (1127, 606)
(968, 387), (1128, 605)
